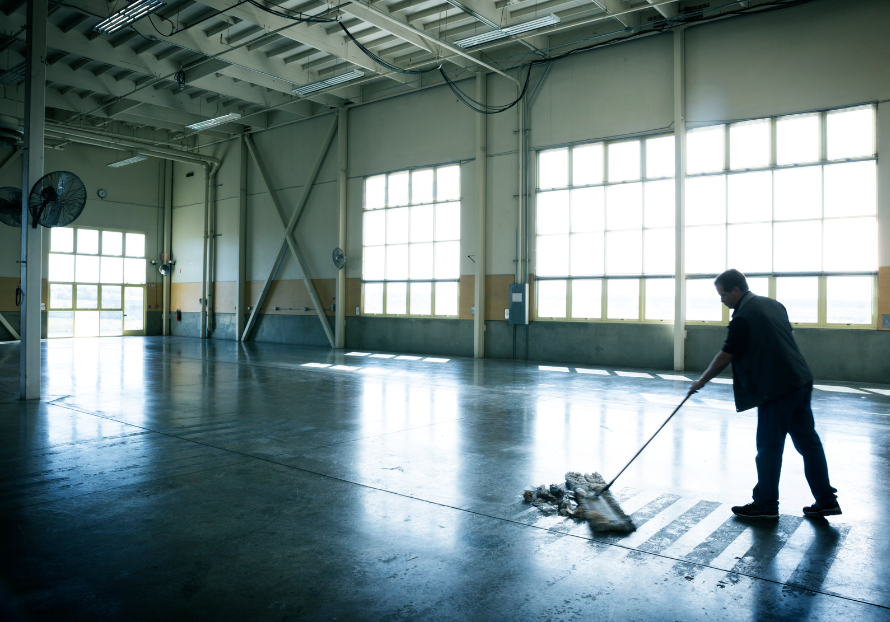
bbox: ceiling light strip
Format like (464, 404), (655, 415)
(94, 0), (166, 35)
(292, 70), (364, 96)
(455, 14), (560, 48)
(107, 154), (149, 168)
(186, 112), (242, 131)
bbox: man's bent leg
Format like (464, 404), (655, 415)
(788, 382), (838, 508)
(751, 392), (793, 514)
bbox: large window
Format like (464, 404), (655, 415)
(535, 104), (878, 328)
(362, 165), (461, 317)
(47, 227), (147, 338)
(685, 104), (877, 327)
(535, 135), (676, 321)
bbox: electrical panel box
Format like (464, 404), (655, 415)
(508, 283), (529, 325)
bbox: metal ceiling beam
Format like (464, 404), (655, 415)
(647, 0), (678, 18)
(592, 0), (640, 28)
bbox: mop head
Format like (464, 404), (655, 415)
(567, 472), (636, 534)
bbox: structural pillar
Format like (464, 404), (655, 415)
(236, 134), (248, 339)
(20, 0), (46, 400)
(335, 109), (347, 348)
(473, 72), (487, 358)
(673, 27), (687, 371)
(162, 160), (172, 336)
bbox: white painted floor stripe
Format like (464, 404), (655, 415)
(863, 388), (890, 396)
(615, 371), (654, 378)
(370, 354), (395, 359)
(658, 374), (691, 381)
(814, 384), (868, 394)
(395, 355), (422, 360)
(344, 352), (370, 357)
(767, 519), (816, 584)
(423, 358), (450, 363)
(576, 368), (610, 375)
(302, 363), (331, 368)
(710, 526), (757, 571)
(660, 505), (733, 559)
(710, 378), (733, 385)
(540, 365), (570, 372)
(330, 365), (359, 371)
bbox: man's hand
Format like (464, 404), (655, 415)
(688, 378), (707, 395)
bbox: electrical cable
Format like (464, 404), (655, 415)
(244, 0), (338, 23)
(339, 22), (438, 75)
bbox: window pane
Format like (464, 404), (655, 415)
(436, 165), (460, 201)
(823, 217), (876, 272)
(387, 207), (410, 244)
(124, 258), (145, 284)
(50, 284), (72, 309)
(685, 225), (726, 274)
(605, 183), (642, 230)
(645, 278), (674, 320)
(386, 244), (409, 280)
(536, 234), (569, 276)
(409, 243), (434, 280)
(410, 204), (434, 242)
(827, 106), (874, 160)
(125, 287), (144, 331)
(727, 223), (771, 274)
(608, 141), (640, 182)
(388, 171), (409, 207)
(366, 175), (386, 209)
(49, 253), (74, 282)
(52, 228), (73, 253)
(777, 113), (819, 165)
(412, 169), (433, 204)
(728, 171), (772, 223)
(687, 126), (724, 174)
(75, 255), (100, 283)
(824, 161), (876, 218)
(102, 285), (121, 309)
(364, 283), (383, 313)
(102, 231), (122, 256)
(606, 230), (642, 275)
(774, 167), (821, 221)
(78, 229), (99, 254)
(776, 277), (818, 324)
(363, 246), (385, 280)
(77, 284), (98, 309)
(125, 233), (144, 258)
(539, 149), (568, 189)
(363, 210), (385, 246)
(570, 187), (604, 233)
(571, 279), (601, 319)
(435, 281), (458, 316)
(537, 190), (570, 235)
(686, 278), (722, 321)
(774, 220), (821, 272)
(646, 136), (674, 179)
(643, 228), (674, 275)
(570, 233), (604, 276)
(826, 276), (872, 325)
(74, 310), (99, 337)
(386, 281), (407, 315)
(435, 202), (460, 241)
(572, 143), (604, 186)
(537, 280), (566, 318)
(434, 241), (460, 279)
(48, 311), (74, 338)
(607, 279), (639, 320)
(100, 311), (123, 336)
(730, 119), (770, 170)
(100, 257), (123, 284)
(686, 175), (726, 226)
(410, 281), (432, 315)
(644, 180), (674, 228)
(745, 277), (769, 297)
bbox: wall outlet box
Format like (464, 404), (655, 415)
(40, 303), (45, 311)
(882, 314), (890, 329)
(470, 306), (475, 315)
(504, 309), (509, 320)
(356, 307), (360, 315)
(508, 283), (529, 325)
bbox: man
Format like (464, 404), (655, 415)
(688, 269), (840, 520)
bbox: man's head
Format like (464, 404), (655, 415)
(714, 269), (749, 309)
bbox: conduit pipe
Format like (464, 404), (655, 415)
(44, 125), (221, 339)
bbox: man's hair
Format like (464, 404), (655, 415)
(714, 269), (749, 293)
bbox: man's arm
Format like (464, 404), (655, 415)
(688, 350), (733, 395)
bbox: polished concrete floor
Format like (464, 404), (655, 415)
(1, 337), (889, 621)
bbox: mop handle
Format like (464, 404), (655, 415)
(597, 393), (692, 496)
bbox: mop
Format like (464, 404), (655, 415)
(577, 394), (692, 533)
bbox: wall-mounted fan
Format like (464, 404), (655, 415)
(0, 187), (22, 227)
(28, 171), (87, 228)
(332, 247), (347, 270)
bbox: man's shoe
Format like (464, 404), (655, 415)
(731, 502), (779, 520)
(803, 502), (842, 517)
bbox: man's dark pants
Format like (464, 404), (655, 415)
(751, 381), (837, 513)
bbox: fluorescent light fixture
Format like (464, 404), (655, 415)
(292, 70), (364, 96)
(455, 14), (560, 48)
(94, 0), (166, 35)
(107, 154), (148, 168)
(186, 112), (242, 131)
(0, 63), (25, 87)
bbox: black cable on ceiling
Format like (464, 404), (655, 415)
(339, 22), (438, 75)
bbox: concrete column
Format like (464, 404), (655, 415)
(236, 134), (248, 339)
(162, 160), (172, 336)
(200, 169), (209, 338)
(20, 0), (46, 400)
(335, 108), (347, 348)
(474, 72), (487, 358)
(673, 27), (687, 371)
